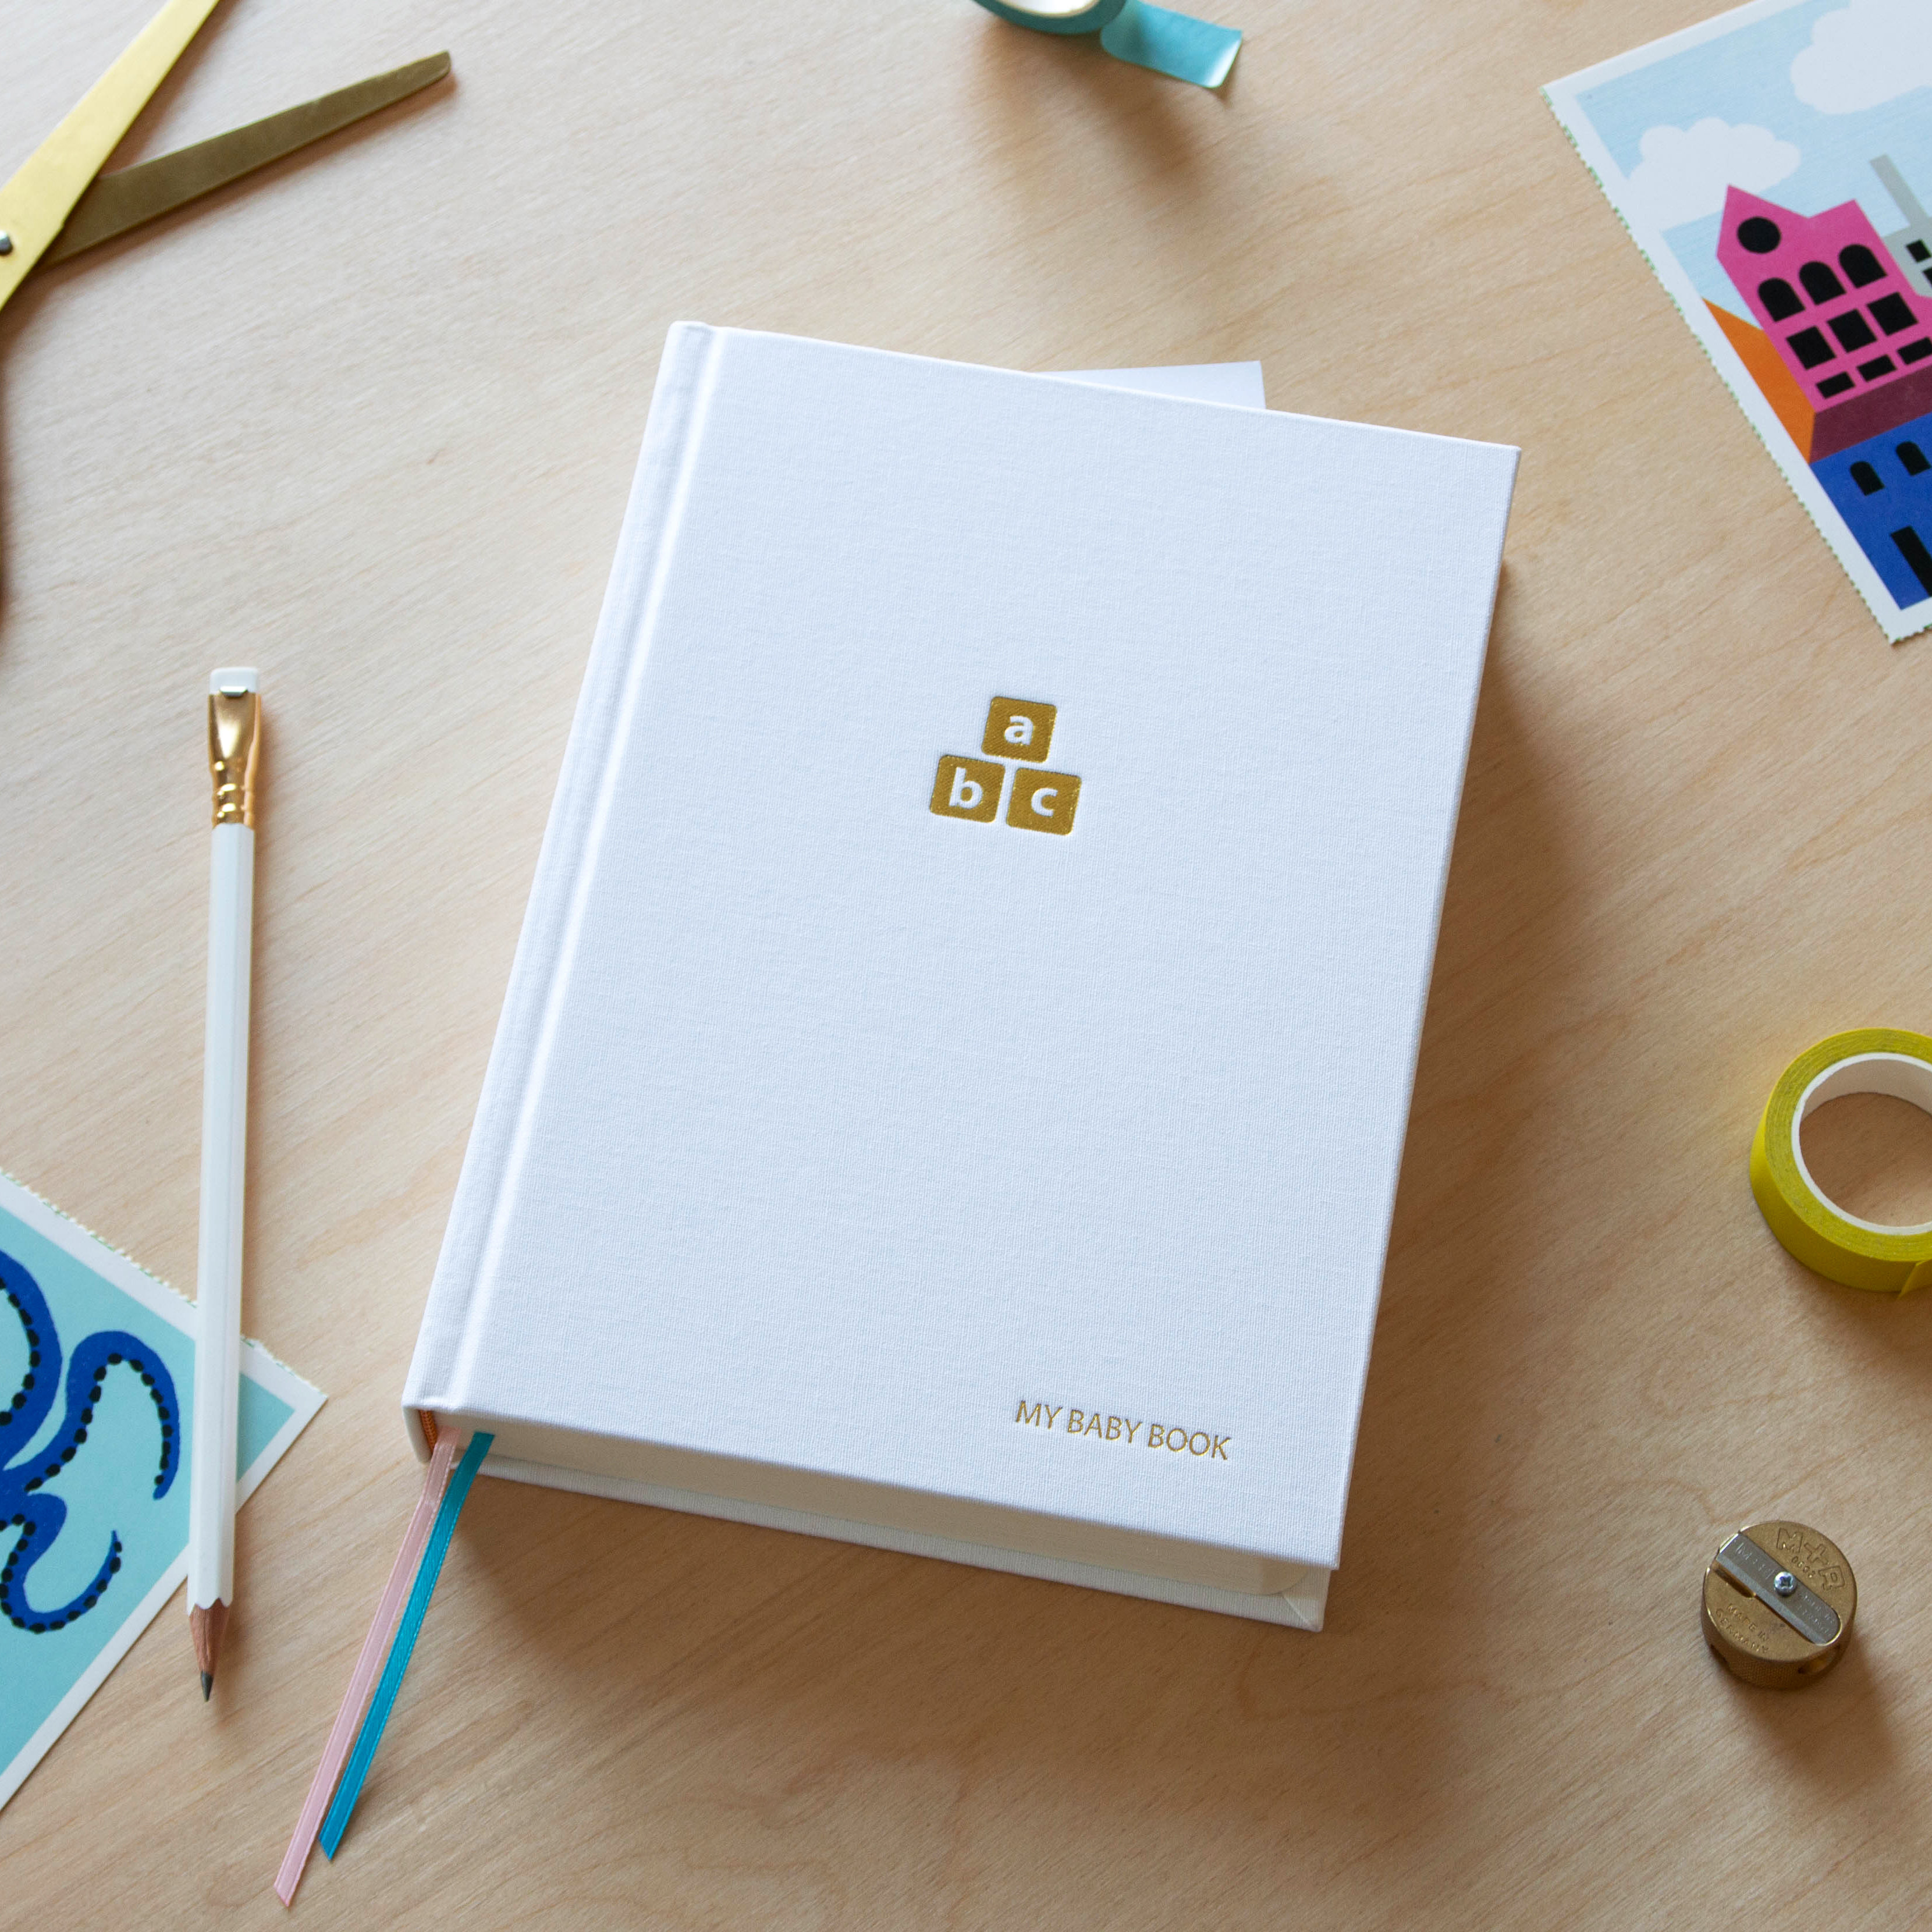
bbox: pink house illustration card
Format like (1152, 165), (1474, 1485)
(1547, 0), (1932, 640)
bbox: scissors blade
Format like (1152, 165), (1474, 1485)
(0, 0), (223, 315)
(44, 54), (452, 268)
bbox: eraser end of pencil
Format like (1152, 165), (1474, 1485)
(210, 666), (258, 695)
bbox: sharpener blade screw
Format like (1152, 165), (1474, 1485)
(1774, 1571), (1797, 1596)
(0, 234), (14, 256)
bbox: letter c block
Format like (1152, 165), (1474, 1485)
(1006, 769), (1081, 836)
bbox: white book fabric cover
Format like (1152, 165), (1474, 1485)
(405, 325), (1517, 1622)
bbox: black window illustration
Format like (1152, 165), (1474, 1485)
(1871, 292), (1917, 334)
(1788, 326), (1836, 368)
(1800, 260), (1846, 302)
(1841, 244), (1887, 286)
(1852, 461), (1884, 495)
(1859, 355), (1897, 379)
(1900, 442), (1930, 475)
(1758, 278), (1803, 321)
(1738, 216), (1782, 253)
(1830, 310), (1878, 351)
(1902, 340), (1932, 365)
(1819, 372), (1855, 397)
(1892, 527), (1932, 598)
(1912, 241), (1931, 263)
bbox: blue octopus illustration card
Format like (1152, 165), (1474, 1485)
(0, 1172), (322, 1810)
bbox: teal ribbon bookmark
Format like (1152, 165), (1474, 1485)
(318, 1430), (493, 1859)
(974, 0), (1241, 90)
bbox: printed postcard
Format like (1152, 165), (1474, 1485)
(0, 1173), (322, 1810)
(1548, 0), (1932, 639)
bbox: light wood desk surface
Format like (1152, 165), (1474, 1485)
(5, 1), (1932, 1924)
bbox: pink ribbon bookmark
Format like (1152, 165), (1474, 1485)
(275, 1431), (459, 1906)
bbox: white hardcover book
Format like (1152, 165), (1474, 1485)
(404, 325), (1518, 1631)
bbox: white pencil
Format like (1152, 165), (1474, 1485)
(190, 666), (261, 1698)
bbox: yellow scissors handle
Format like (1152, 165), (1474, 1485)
(0, 0), (223, 316)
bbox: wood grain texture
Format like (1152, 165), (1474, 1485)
(5, 1), (1932, 1924)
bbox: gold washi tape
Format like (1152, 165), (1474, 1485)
(1750, 1027), (1932, 1293)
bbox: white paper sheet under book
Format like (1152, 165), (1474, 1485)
(406, 333), (1517, 1631)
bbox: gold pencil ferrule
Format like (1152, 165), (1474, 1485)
(208, 688), (260, 828)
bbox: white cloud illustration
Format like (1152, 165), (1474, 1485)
(1792, 0), (1932, 113)
(1626, 119), (1800, 231)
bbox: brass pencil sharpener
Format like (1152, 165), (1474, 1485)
(1702, 1521), (1856, 1688)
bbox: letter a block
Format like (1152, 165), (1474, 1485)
(1006, 769), (1081, 835)
(982, 697), (1056, 763)
(930, 754), (1005, 822)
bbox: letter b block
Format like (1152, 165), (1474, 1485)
(982, 697), (1056, 763)
(1007, 769), (1081, 835)
(930, 754), (1005, 822)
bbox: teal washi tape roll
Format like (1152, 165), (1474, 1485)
(973, 0), (1241, 90)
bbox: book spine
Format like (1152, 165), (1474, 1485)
(402, 321), (726, 1444)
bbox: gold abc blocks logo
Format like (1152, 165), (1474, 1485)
(931, 697), (1081, 836)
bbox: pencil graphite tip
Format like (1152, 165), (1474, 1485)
(201, 1670), (212, 1701)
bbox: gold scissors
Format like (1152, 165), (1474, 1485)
(0, 0), (447, 312)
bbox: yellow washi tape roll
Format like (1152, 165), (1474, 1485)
(1750, 1027), (1932, 1293)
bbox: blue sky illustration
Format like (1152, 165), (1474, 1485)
(1579, 1), (1932, 312)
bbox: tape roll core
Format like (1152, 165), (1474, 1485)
(1750, 1028), (1932, 1292)
(976, 0), (1126, 30)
